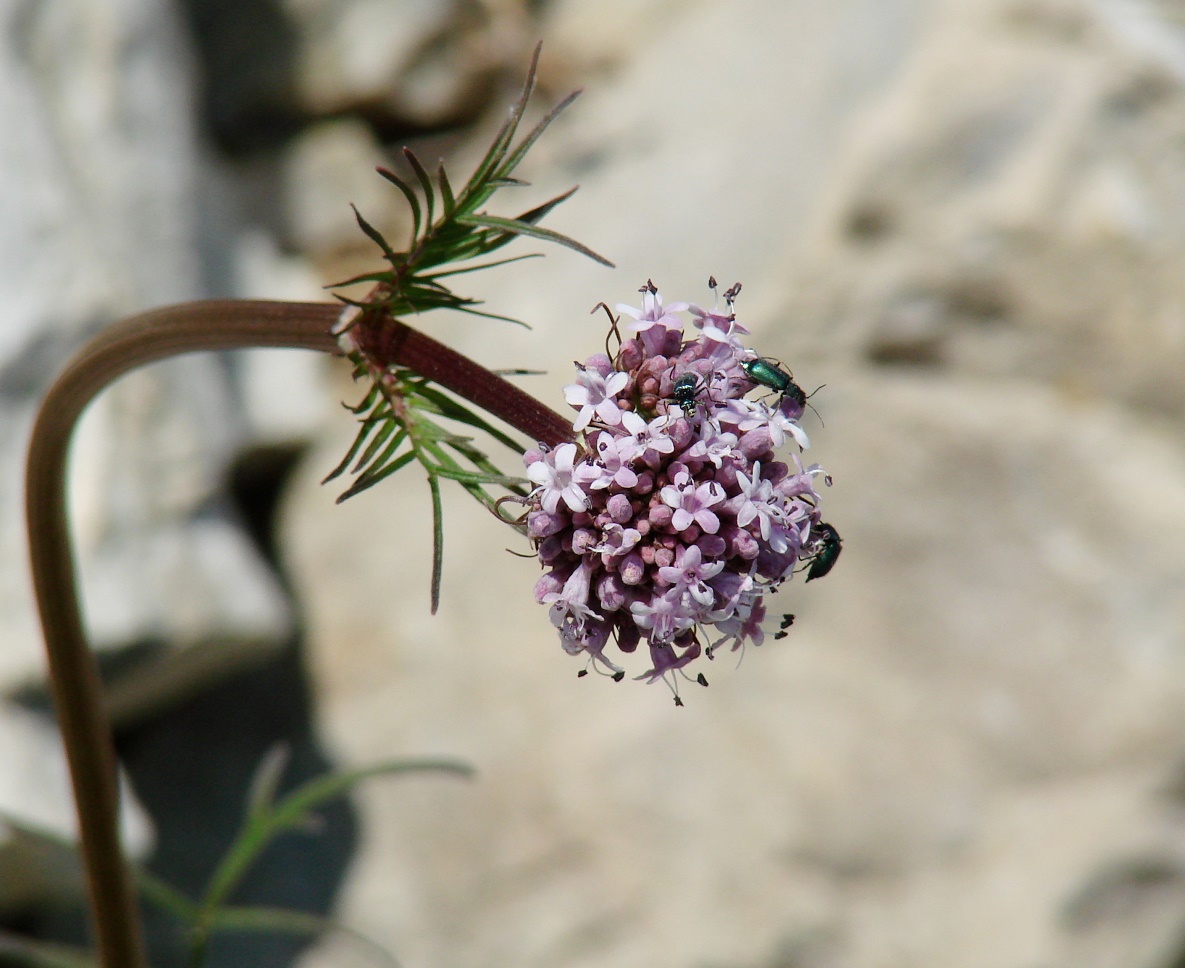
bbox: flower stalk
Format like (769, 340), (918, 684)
(24, 41), (612, 965)
(24, 298), (579, 968)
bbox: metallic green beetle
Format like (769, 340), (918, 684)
(805, 522), (842, 582)
(740, 356), (807, 413)
(671, 372), (705, 419)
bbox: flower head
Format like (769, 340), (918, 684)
(523, 280), (835, 703)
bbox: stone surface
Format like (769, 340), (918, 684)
(8, 0), (1185, 964)
(0, 0), (326, 925)
(279, 117), (402, 258)
(778, 0), (1185, 416)
(287, 372), (1185, 968)
(285, 0), (533, 125)
(0, 704), (151, 912)
(276, 1), (1185, 967)
(0, 0), (321, 693)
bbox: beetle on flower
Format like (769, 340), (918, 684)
(523, 280), (839, 704)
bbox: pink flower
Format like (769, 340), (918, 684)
(526, 443), (596, 513)
(523, 280), (835, 702)
(564, 367), (629, 431)
(659, 473), (724, 534)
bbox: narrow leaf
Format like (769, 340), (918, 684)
(352, 205), (399, 265)
(450, 305), (534, 327)
(322, 422), (375, 484)
(412, 384), (527, 454)
(323, 269), (394, 289)
(459, 42), (541, 204)
(426, 470), (445, 613)
(245, 744), (290, 818)
(351, 416), (401, 474)
(273, 759), (473, 831)
(376, 166), (421, 241)
(423, 252), (542, 280)
(322, 400), (391, 483)
(206, 906), (397, 966)
(432, 466), (526, 487)
(437, 161), (456, 218)
(135, 868), (199, 922)
(458, 214), (614, 266)
(403, 148), (435, 231)
(201, 759), (471, 920)
(345, 382), (383, 415)
(484, 177), (529, 189)
(514, 185), (579, 226)
(335, 449), (417, 503)
(495, 88), (582, 183)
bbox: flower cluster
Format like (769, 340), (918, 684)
(523, 281), (836, 702)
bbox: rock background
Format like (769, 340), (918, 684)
(6, 0), (1185, 967)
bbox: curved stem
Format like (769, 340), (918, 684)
(24, 299), (571, 968)
(361, 310), (574, 448)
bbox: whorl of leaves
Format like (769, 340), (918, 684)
(326, 44), (611, 611)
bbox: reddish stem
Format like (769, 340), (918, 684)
(349, 302), (574, 448)
(25, 299), (571, 968)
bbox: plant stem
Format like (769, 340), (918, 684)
(347, 301), (574, 447)
(24, 299), (572, 968)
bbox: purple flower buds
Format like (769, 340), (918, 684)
(524, 282), (833, 701)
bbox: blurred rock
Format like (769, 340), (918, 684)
(0, 704), (151, 912)
(287, 368), (1185, 968)
(279, 118), (401, 258)
(285, 0), (533, 126)
(779, 0), (1185, 416)
(8, 0), (1185, 962)
(275, 1), (1185, 967)
(0, 0), (325, 927)
(285, 0), (453, 116)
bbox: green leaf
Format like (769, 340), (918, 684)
(351, 205), (399, 266)
(412, 383), (527, 455)
(136, 868), (199, 922)
(245, 744), (290, 818)
(427, 471), (444, 614)
(351, 415), (402, 474)
(461, 43), (541, 203)
(272, 759), (473, 830)
(404, 148), (435, 229)
(375, 166), (421, 242)
(438, 161), (456, 218)
(495, 88), (582, 184)
(449, 305), (533, 328)
(322, 410), (385, 484)
(200, 759), (472, 922)
(323, 269), (395, 290)
(207, 906), (397, 966)
(334, 449), (417, 503)
(457, 213), (614, 266)
(432, 466), (526, 487)
(423, 252), (542, 280)
(0, 931), (95, 968)
(514, 185), (579, 226)
(324, 394), (394, 482)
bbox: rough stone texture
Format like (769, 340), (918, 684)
(8, 0), (1185, 964)
(279, 118), (401, 257)
(0, 0), (322, 920)
(779, 0), (1185, 418)
(0, 703), (151, 911)
(284, 0), (534, 125)
(279, 1), (1185, 967)
(0, 0), (317, 695)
